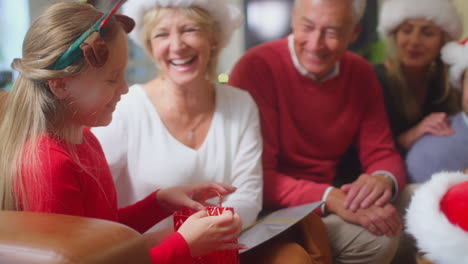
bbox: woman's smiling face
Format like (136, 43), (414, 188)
(150, 8), (213, 86)
(395, 19), (445, 69)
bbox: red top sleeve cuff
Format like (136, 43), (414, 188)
(118, 190), (170, 233)
(149, 232), (192, 264)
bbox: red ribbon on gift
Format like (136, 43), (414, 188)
(173, 189), (239, 264)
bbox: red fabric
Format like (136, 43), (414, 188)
(440, 181), (468, 232)
(150, 232), (193, 263)
(20, 128), (192, 263)
(229, 38), (405, 210)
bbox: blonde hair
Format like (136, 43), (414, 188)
(0, 2), (120, 210)
(140, 7), (222, 82)
(384, 32), (459, 124)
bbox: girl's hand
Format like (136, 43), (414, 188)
(156, 182), (236, 212)
(177, 210), (244, 257)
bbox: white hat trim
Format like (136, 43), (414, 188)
(122, 0), (244, 48)
(377, 0), (463, 41)
(406, 171), (468, 264)
(442, 41), (468, 90)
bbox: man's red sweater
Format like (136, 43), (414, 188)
(21, 128), (192, 263)
(229, 37), (405, 209)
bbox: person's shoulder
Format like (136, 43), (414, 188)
(408, 126), (457, 155)
(36, 134), (69, 156)
(449, 112), (468, 131)
(217, 84), (257, 106)
(407, 113), (468, 170)
(216, 84), (258, 114)
(342, 51), (373, 70)
(340, 52), (382, 92)
(33, 135), (75, 172)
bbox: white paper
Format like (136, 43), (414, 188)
(238, 201), (323, 253)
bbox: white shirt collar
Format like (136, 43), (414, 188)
(287, 34), (340, 82)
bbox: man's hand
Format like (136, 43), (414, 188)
(351, 204), (401, 236)
(325, 188), (401, 237)
(341, 173), (393, 212)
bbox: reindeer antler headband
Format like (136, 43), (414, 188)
(50, 0), (134, 70)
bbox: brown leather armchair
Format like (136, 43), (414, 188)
(0, 211), (152, 264)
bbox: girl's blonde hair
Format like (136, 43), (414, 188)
(0, 2), (120, 211)
(384, 32), (459, 124)
(140, 7), (222, 82)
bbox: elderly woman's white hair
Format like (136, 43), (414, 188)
(122, 0), (244, 48)
(378, 0), (463, 41)
(294, 0), (366, 24)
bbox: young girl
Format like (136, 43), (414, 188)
(0, 2), (242, 263)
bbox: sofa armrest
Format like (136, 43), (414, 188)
(0, 211), (152, 264)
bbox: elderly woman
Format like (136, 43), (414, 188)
(92, 1), (336, 263)
(376, 0), (462, 153)
(92, 0), (262, 232)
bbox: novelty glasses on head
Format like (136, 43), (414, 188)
(50, 0), (126, 70)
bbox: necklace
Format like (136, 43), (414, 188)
(187, 114), (207, 141)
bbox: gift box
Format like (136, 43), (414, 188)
(173, 189), (239, 264)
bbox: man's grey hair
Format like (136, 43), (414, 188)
(294, 0), (367, 24)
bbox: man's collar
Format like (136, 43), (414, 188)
(287, 34), (339, 82)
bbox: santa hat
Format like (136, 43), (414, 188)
(378, 0), (463, 41)
(406, 171), (468, 264)
(441, 39), (468, 90)
(122, 0), (243, 48)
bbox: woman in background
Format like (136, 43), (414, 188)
(376, 0), (462, 153)
(405, 39), (468, 183)
(375, 1), (463, 263)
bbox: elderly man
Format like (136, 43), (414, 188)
(230, 0), (405, 263)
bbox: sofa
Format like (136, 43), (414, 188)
(0, 211), (152, 264)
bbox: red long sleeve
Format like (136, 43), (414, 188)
(20, 129), (193, 263)
(149, 232), (192, 264)
(118, 190), (170, 234)
(229, 38), (405, 209)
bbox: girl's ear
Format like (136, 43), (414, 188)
(48, 79), (70, 100)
